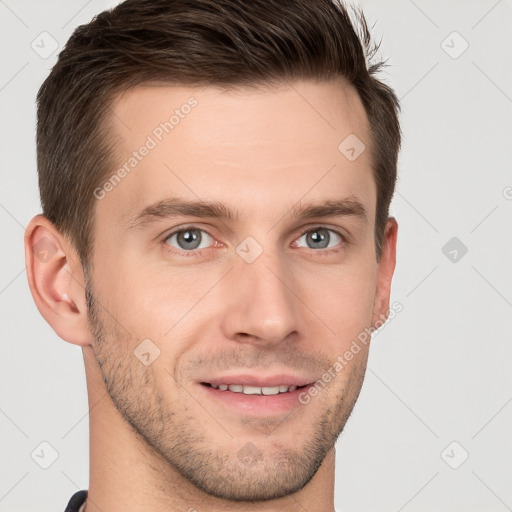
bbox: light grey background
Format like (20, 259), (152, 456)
(1, 1), (511, 511)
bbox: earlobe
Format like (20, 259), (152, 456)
(371, 217), (398, 329)
(24, 214), (92, 346)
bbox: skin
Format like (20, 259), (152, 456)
(25, 78), (397, 512)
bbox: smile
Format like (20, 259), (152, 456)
(203, 383), (307, 395)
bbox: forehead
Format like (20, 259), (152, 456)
(98, 79), (374, 229)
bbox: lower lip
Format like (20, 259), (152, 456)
(199, 383), (312, 416)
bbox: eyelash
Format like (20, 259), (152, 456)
(160, 224), (347, 258)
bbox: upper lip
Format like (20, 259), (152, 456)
(200, 373), (315, 388)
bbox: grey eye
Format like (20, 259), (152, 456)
(296, 228), (342, 250)
(165, 229), (213, 251)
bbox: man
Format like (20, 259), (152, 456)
(24, 0), (400, 510)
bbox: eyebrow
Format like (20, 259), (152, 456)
(127, 196), (367, 230)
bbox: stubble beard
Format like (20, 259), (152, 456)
(84, 277), (368, 502)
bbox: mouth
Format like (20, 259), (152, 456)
(198, 380), (314, 416)
(200, 382), (309, 395)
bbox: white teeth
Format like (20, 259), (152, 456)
(209, 383), (300, 395)
(241, 385), (261, 394)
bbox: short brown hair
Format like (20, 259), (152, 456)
(36, 0), (401, 271)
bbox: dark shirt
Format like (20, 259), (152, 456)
(64, 490), (87, 512)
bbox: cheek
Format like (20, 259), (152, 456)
(296, 260), (378, 342)
(97, 259), (221, 351)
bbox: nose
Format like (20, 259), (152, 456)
(220, 252), (301, 348)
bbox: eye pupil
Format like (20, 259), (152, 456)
(307, 228), (330, 249)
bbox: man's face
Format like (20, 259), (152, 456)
(87, 79), (388, 501)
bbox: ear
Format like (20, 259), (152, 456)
(24, 214), (92, 346)
(371, 217), (398, 329)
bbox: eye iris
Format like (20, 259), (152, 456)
(177, 229), (201, 250)
(307, 228), (330, 249)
